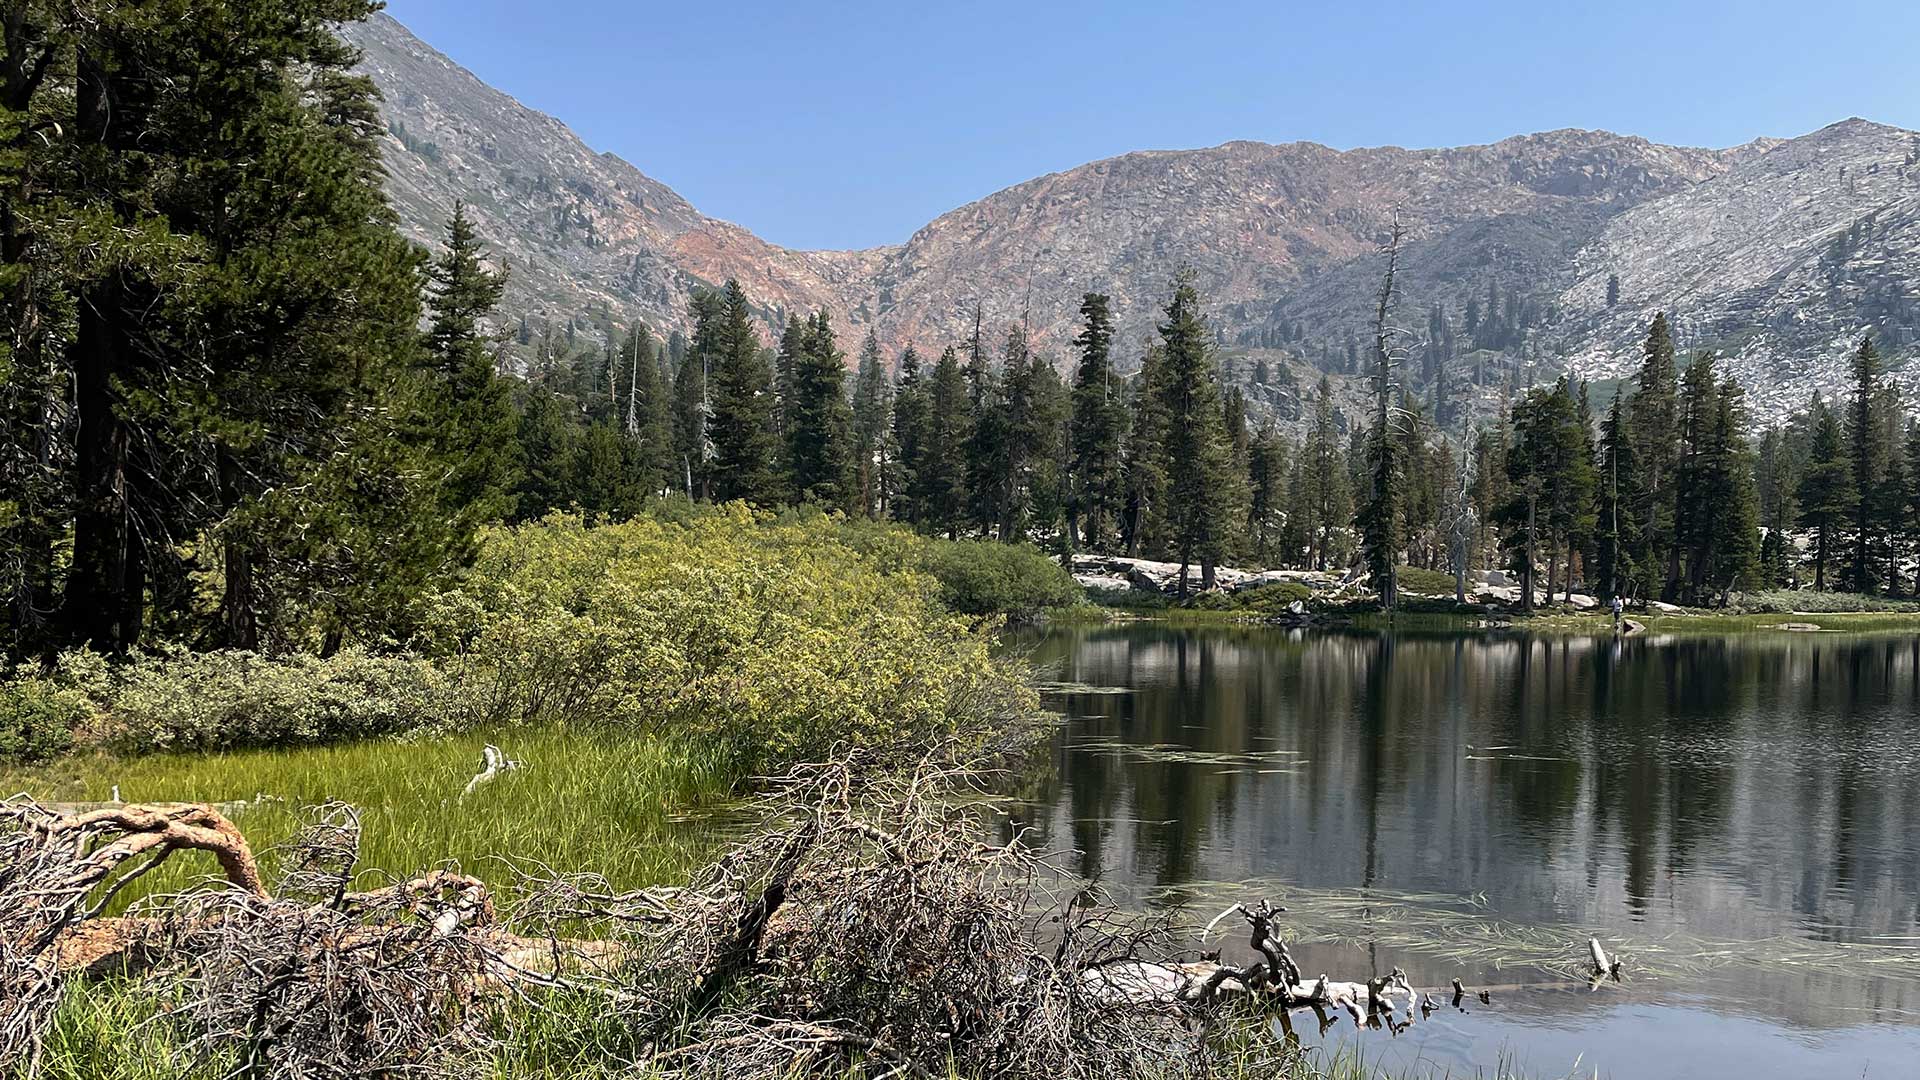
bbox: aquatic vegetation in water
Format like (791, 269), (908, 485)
(1151, 879), (1920, 989)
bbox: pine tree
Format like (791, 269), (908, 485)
(851, 328), (893, 517)
(1629, 313), (1682, 599)
(1357, 222), (1408, 608)
(1796, 394), (1856, 591)
(1247, 422), (1288, 566)
(420, 204), (521, 542)
(1025, 355), (1073, 553)
(14, 2), (445, 651)
(570, 421), (644, 518)
(672, 290), (722, 499)
(989, 327), (1041, 542)
(1753, 426), (1798, 587)
(1292, 377), (1349, 570)
(920, 347), (972, 538)
(786, 312), (852, 507)
(1674, 354), (1757, 603)
(962, 310), (1004, 536)
(1904, 420), (1920, 594)
(514, 385), (582, 518)
(890, 347), (931, 526)
(707, 279), (780, 504)
(775, 314), (805, 442)
(1069, 293), (1126, 551)
(621, 323), (674, 498)
(1594, 394), (1644, 599)
(1873, 396), (1909, 593)
(1844, 336), (1887, 593)
(1122, 346), (1171, 558)
(1496, 394), (1550, 611)
(1156, 273), (1236, 597)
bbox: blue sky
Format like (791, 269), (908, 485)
(384, 0), (1920, 251)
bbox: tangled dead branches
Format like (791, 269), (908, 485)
(506, 753), (1297, 1079)
(1, 798), (502, 1078)
(3, 753), (1459, 1079)
(1, 796), (273, 1073)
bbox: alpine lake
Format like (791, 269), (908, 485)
(1002, 622), (1920, 1080)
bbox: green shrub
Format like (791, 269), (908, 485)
(1395, 565), (1462, 596)
(1225, 580), (1313, 613)
(917, 539), (1082, 617)
(1725, 589), (1920, 614)
(831, 516), (1083, 617)
(0, 676), (80, 764)
(424, 508), (1035, 771)
(1086, 586), (1171, 610)
(67, 647), (448, 755)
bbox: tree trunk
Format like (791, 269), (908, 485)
(1545, 540), (1558, 605)
(217, 448), (259, 651)
(62, 272), (142, 652)
(1520, 497), (1538, 612)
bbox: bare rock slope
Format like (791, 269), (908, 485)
(348, 13), (1920, 421)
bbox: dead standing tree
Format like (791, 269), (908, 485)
(1358, 211), (1418, 613)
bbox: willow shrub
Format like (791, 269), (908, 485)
(0, 674), (81, 764)
(421, 507), (1036, 771)
(828, 516), (1084, 617)
(48, 647), (449, 755)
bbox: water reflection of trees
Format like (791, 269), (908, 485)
(1009, 626), (1920, 1028)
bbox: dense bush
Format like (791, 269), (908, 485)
(1186, 580), (1315, 614)
(1395, 565), (1464, 597)
(916, 539), (1083, 616)
(830, 516), (1083, 616)
(1086, 586), (1172, 610)
(422, 508), (1035, 770)
(2, 511), (1037, 772)
(49, 647), (448, 755)
(0, 676), (81, 763)
(1725, 589), (1920, 614)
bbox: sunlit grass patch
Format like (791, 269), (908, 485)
(0, 724), (737, 908)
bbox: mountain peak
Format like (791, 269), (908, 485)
(348, 13), (1919, 426)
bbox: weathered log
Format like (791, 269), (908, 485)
(1588, 936), (1623, 982)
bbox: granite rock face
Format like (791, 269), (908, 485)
(1560, 119), (1920, 417)
(348, 14), (1919, 423)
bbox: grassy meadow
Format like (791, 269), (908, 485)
(0, 724), (739, 907)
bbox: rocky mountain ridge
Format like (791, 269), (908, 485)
(346, 12), (1920, 424)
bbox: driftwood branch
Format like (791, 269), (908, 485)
(460, 743), (523, 798)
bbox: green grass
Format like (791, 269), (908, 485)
(0, 724), (737, 908)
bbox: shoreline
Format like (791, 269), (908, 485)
(1043, 603), (1920, 636)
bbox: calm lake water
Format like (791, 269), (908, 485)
(1006, 624), (1920, 1080)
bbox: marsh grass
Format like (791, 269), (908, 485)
(0, 725), (738, 909)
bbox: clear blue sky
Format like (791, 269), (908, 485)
(384, 0), (1920, 251)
